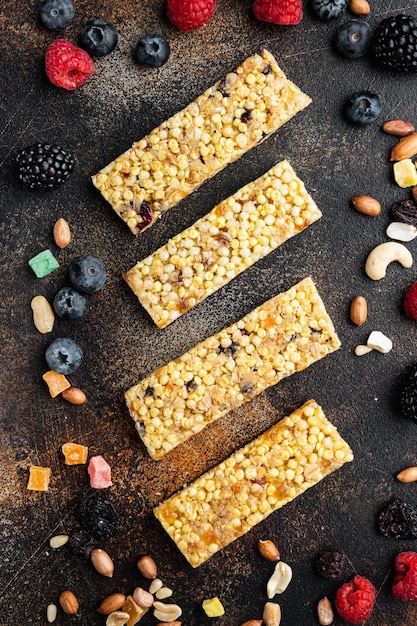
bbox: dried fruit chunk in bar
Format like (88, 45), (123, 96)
(125, 277), (340, 459)
(154, 399), (353, 567)
(123, 160), (322, 328)
(92, 49), (311, 235)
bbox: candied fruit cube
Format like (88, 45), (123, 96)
(28, 249), (60, 278)
(42, 370), (71, 398)
(393, 159), (417, 188)
(121, 595), (148, 626)
(62, 443), (88, 465)
(27, 465), (51, 491)
(88, 455), (112, 488)
(202, 597), (225, 617)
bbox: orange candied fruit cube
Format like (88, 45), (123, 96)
(62, 442), (88, 465)
(27, 465), (51, 491)
(42, 370), (71, 398)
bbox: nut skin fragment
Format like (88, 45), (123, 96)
(317, 596), (334, 625)
(391, 133), (417, 161)
(137, 555), (157, 579)
(397, 467), (417, 483)
(350, 296), (367, 326)
(61, 386), (87, 405)
(348, 0), (370, 14)
(53, 217), (71, 248)
(263, 601), (281, 626)
(351, 195), (381, 217)
(59, 590), (79, 615)
(257, 539), (280, 561)
(382, 120), (415, 137)
(98, 594), (127, 615)
(91, 548), (114, 577)
(365, 242), (413, 280)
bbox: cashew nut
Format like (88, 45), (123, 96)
(365, 242), (412, 280)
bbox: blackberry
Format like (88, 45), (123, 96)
(336, 20), (373, 58)
(344, 90), (382, 125)
(399, 365), (417, 422)
(16, 143), (74, 191)
(311, 0), (348, 21)
(373, 14), (417, 73)
(135, 35), (171, 68)
(378, 498), (417, 539)
(315, 550), (347, 579)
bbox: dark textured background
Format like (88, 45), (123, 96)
(2, 1), (417, 624)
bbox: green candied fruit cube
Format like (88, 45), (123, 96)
(29, 249), (60, 278)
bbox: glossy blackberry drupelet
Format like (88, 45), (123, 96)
(16, 143), (74, 190)
(373, 14), (417, 72)
(69, 255), (107, 293)
(135, 35), (171, 68)
(336, 20), (373, 58)
(344, 91), (382, 125)
(40, 0), (74, 30)
(53, 287), (87, 320)
(400, 365), (417, 421)
(45, 337), (83, 375)
(79, 19), (118, 57)
(379, 498), (417, 539)
(311, 0), (347, 20)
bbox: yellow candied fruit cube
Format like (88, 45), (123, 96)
(27, 465), (51, 491)
(61, 442), (89, 465)
(202, 597), (225, 617)
(393, 159), (417, 188)
(42, 370), (71, 398)
(121, 595), (148, 626)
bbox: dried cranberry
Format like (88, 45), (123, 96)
(77, 492), (121, 540)
(315, 551), (347, 579)
(392, 199), (417, 228)
(241, 110), (252, 123)
(136, 201), (154, 232)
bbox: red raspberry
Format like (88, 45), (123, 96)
(392, 551), (417, 601)
(45, 39), (94, 90)
(167, 0), (216, 31)
(335, 575), (376, 624)
(404, 281), (417, 320)
(253, 0), (303, 25)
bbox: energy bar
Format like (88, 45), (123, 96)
(154, 399), (353, 567)
(92, 50), (311, 235)
(125, 277), (340, 460)
(123, 160), (321, 328)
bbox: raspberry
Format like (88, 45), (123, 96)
(404, 281), (417, 320)
(335, 575), (376, 624)
(167, 0), (216, 31)
(253, 0), (303, 25)
(45, 39), (94, 90)
(392, 552), (417, 602)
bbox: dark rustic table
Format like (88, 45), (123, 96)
(2, 1), (417, 624)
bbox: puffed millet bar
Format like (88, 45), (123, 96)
(92, 49), (311, 235)
(123, 160), (321, 328)
(154, 399), (353, 567)
(125, 277), (340, 460)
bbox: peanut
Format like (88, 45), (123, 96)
(382, 119), (415, 137)
(59, 590), (79, 615)
(397, 467), (417, 483)
(91, 548), (114, 577)
(263, 602), (281, 626)
(137, 554), (157, 579)
(105, 611), (130, 626)
(153, 601), (182, 622)
(156, 622), (182, 626)
(239, 621), (263, 626)
(350, 296), (367, 326)
(31, 295), (55, 334)
(348, 0), (370, 14)
(391, 134), (417, 161)
(351, 195), (381, 217)
(53, 217), (71, 248)
(257, 539), (280, 561)
(61, 386), (87, 405)
(317, 596), (334, 626)
(132, 587), (154, 608)
(97, 593), (127, 615)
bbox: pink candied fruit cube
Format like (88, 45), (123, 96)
(87, 455), (112, 488)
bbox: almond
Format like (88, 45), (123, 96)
(61, 386), (87, 405)
(53, 217), (71, 249)
(97, 593), (126, 615)
(59, 590), (79, 615)
(348, 0), (370, 15)
(137, 554), (157, 579)
(390, 133), (417, 161)
(382, 119), (415, 137)
(397, 467), (417, 483)
(257, 539), (280, 561)
(350, 296), (367, 326)
(351, 195), (381, 217)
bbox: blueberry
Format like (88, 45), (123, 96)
(344, 90), (382, 125)
(45, 337), (83, 375)
(336, 20), (373, 58)
(79, 19), (118, 57)
(53, 287), (87, 320)
(135, 35), (171, 68)
(69, 255), (107, 294)
(311, 0), (348, 20)
(40, 0), (74, 30)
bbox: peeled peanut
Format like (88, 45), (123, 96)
(53, 218), (71, 248)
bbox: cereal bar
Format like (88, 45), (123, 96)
(125, 278), (340, 460)
(154, 399), (353, 567)
(123, 160), (321, 328)
(92, 50), (311, 235)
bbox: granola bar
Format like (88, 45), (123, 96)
(154, 399), (353, 567)
(92, 50), (311, 235)
(125, 278), (340, 460)
(123, 160), (321, 328)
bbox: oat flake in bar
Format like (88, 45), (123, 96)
(123, 160), (321, 328)
(154, 399), (353, 567)
(125, 277), (340, 460)
(92, 50), (311, 235)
